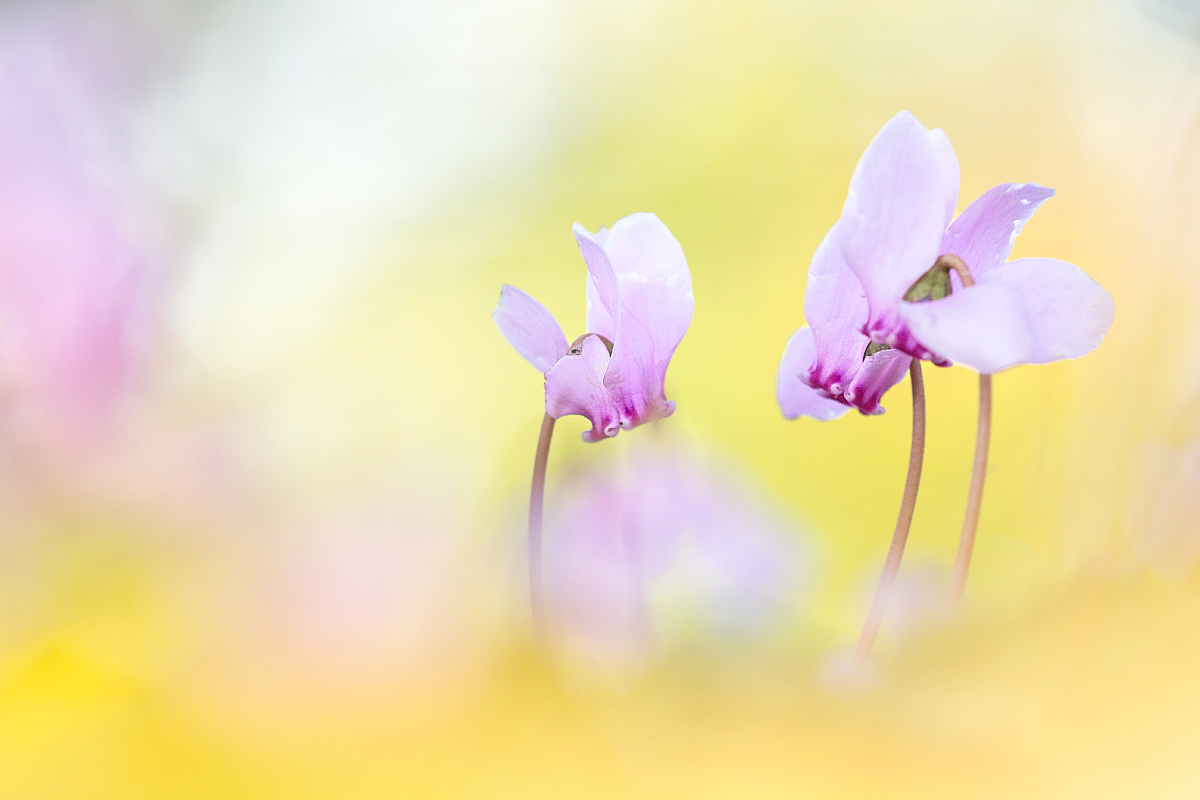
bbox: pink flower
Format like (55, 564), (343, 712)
(778, 111), (1114, 418)
(494, 213), (694, 442)
(543, 442), (802, 662)
(841, 111), (1114, 374)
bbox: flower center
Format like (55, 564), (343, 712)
(903, 253), (976, 303)
(568, 333), (615, 355)
(864, 341), (891, 359)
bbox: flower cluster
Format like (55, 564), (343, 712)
(495, 112), (1115, 654)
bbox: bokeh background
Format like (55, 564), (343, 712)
(1, 0), (1199, 796)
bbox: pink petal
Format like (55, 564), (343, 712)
(844, 348), (912, 415)
(584, 229), (617, 339)
(777, 327), (850, 421)
(838, 112), (953, 340)
(545, 334), (621, 442)
(804, 221), (871, 386)
(794, 223), (910, 415)
(585, 274), (616, 342)
(602, 213), (694, 372)
(576, 213), (693, 430)
(605, 311), (672, 429)
(899, 257), (1113, 373)
(573, 223), (620, 326)
(928, 127), (960, 229)
(492, 285), (568, 373)
(940, 183), (1055, 279)
(976, 257), (1114, 365)
(898, 282), (1034, 374)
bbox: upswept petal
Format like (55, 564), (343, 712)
(898, 282), (1034, 374)
(941, 183), (1055, 279)
(976, 257), (1114, 365)
(572, 213), (692, 430)
(545, 334), (621, 442)
(573, 223), (620, 326)
(777, 327), (851, 421)
(585, 274), (617, 342)
(838, 111), (953, 343)
(928, 127), (960, 229)
(492, 285), (569, 373)
(804, 222), (871, 391)
(602, 212), (694, 372)
(845, 348), (913, 415)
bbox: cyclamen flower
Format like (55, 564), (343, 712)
(835, 112), (1115, 604)
(839, 111), (1114, 374)
(778, 112), (1114, 421)
(777, 111), (1114, 656)
(494, 213), (694, 441)
(495, 212), (692, 639)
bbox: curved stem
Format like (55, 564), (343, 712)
(934, 253), (975, 288)
(856, 360), (926, 661)
(528, 413), (555, 641)
(950, 373), (992, 605)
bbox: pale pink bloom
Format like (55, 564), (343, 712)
(494, 213), (693, 441)
(542, 444), (802, 661)
(842, 111), (1114, 374)
(778, 112), (1114, 418)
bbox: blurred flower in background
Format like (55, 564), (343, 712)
(0, 6), (157, 475)
(543, 437), (804, 667)
(1126, 441), (1200, 582)
(1, 0), (1200, 797)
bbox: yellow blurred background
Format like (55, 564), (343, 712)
(1, 0), (1198, 796)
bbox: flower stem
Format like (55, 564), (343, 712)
(856, 359), (926, 661)
(529, 412), (555, 641)
(950, 373), (992, 605)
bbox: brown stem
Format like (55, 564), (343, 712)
(529, 413), (555, 640)
(856, 360), (926, 661)
(950, 373), (992, 604)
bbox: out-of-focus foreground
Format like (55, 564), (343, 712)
(0, 0), (1198, 797)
